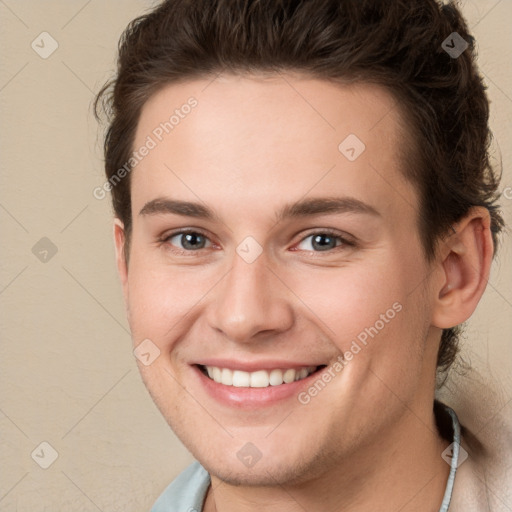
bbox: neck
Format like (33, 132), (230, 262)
(204, 405), (451, 512)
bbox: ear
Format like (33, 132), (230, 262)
(113, 218), (129, 300)
(431, 207), (494, 329)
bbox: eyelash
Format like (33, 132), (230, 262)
(159, 228), (356, 257)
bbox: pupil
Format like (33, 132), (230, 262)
(313, 234), (335, 251)
(183, 233), (204, 250)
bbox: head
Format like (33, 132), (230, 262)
(96, 0), (503, 486)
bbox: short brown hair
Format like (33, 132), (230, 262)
(95, 0), (504, 377)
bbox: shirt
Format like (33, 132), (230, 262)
(150, 403), (461, 512)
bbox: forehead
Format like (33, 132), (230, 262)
(131, 74), (416, 224)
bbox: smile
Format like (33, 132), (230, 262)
(199, 365), (321, 388)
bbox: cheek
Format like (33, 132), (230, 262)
(125, 254), (215, 345)
(287, 259), (428, 370)
(288, 263), (404, 337)
(287, 265), (430, 422)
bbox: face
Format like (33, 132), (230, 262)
(117, 74), (442, 485)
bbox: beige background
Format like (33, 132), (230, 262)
(0, 0), (511, 510)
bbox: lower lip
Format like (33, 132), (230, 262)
(192, 365), (323, 409)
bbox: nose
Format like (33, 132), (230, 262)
(206, 248), (294, 344)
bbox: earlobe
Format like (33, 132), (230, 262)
(431, 207), (493, 329)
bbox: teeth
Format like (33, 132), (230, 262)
(295, 368), (309, 381)
(212, 367), (222, 382)
(203, 366), (317, 388)
(283, 368), (296, 383)
(221, 368), (233, 386)
(269, 369), (283, 386)
(232, 370), (250, 387)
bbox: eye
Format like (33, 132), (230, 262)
(165, 230), (212, 252)
(295, 231), (353, 252)
(160, 228), (354, 256)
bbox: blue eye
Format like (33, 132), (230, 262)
(161, 228), (353, 256)
(166, 231), (212, 251)
(296, 232), (347, 252)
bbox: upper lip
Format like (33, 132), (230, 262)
(194, 359), (327, 372)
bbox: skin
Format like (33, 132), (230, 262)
(113, 73), (493, 511)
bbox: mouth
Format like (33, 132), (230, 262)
(197, 364), (327, 388)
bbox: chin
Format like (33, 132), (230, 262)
(199, 457), (311, 487)
(188, 436), (331, 488)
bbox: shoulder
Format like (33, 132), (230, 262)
(437, 369), (512, 511)
(449, 429), (497, 511)
(150, 461), (211, 512)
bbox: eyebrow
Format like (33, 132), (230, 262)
(139, 196), (380, 221)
